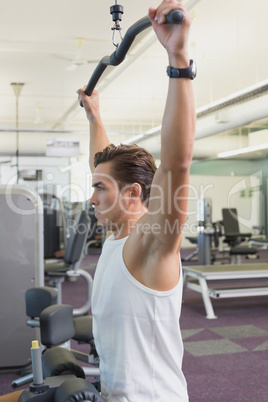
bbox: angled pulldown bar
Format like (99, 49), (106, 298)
(81, 9), (183, 105)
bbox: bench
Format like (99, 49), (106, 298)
(183, 263), (268, 319)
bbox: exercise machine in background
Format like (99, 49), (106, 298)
(184, 198), (222, 265)
(221, 208), (258, 264)
(45, 210), (93, 316)
(12, 287), (99, 391)
(40, 193), (67, 259)
(0, 185), (43, 369)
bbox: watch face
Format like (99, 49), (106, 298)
(191, 60), (197, 78)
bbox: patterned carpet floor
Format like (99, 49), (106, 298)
(1, 247), (268, 401)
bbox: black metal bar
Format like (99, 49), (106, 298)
(83, 10), (184, 99)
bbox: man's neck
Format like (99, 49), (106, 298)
(112, 213), (145, 240)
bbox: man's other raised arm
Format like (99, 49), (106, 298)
(77, 88), (110, 172)
(147, 1), (196, 249)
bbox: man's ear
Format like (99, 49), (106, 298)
(129, 183), (142, 203)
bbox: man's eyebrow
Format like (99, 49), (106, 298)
(92, 181), (104, 188)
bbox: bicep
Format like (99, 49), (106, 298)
(147, 164), (190, 247)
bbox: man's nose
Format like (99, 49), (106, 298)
(90, 190), (97, 205)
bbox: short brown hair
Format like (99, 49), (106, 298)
(94, 144), (157, 206)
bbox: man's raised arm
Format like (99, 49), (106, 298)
(76, 88), (110, 172)
(147, 1), (196, 249)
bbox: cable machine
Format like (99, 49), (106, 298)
(80, 3), (183, 105)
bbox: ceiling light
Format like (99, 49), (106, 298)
(123, 125), (162, 145)
(218, 143), (268, 158)
(145, 125), (161, 135)
(197, 79), (268, 119)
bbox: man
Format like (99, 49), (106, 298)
(77, 1), (196, 400)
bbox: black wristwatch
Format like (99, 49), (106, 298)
(167, 59), (197, 80)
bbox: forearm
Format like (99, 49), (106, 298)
(161, 70), (196, 171)
(76, 88), (110, 172)
(89, 118), (110, 172)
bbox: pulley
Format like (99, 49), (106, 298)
(110, 1), (124, 48)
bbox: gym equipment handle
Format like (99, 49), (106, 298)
(31, 340), (44, 386)
(80, 9), (183, 106)
(165, 9), (184, 24)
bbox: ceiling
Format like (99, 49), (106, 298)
(1, 0), (268, 163)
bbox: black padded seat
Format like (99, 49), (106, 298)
(54, 377), (104, 402)
(186, 236), (198, 245)
(25, 286), (58, 318)
(42, 347), (85, 380)
(44, 261), (70, 273)
(230, 246), (258, 255)
(73, 316), (94, 343)
(221, 208), (259, 263)
(40, 305), (75, 347)
(45, 210), (90, 275)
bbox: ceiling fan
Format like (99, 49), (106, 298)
(62, 37), (101, 72)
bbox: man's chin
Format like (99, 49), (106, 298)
(96, 218), (114, 231)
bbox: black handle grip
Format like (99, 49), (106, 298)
(80, 9), (184, 107)
(165, 9), (184, 24)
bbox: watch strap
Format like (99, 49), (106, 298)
(167, 59), (196, 79)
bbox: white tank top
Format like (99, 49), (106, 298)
(92, 234), (188, 402)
